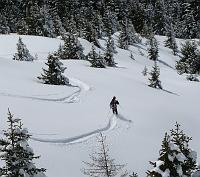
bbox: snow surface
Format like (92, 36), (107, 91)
(0, 34), (200, 177)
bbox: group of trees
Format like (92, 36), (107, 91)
(0, 0), (199, 40)
(1, 111), (199, 177)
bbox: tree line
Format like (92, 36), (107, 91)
(0, 0), (199, 40)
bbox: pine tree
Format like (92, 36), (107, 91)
(148, 61), (162, 89)
(176, 41), (200, 74)
(118, 19), (141, 50)
(83, 20), (101, 48)
(0, 109), (46, 177)
(82, 133), (125, 177)
(40, 4), (56, 37)
(13, 37), (34, 61)
(87, 45), (105, 68)
(164, 21), (178, 56)
(38, 53), (69, 85)
(104, 33), (116, 67)
(0, 12), (10, 34)
(25, 1), (44, 36)
(170, 122), (197, 176)
(147, 133), (184, 177)
(148, 35), (159, 61)
(57, 32), (85, 60)
(147, 122), (197, 177)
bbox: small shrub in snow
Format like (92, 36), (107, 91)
(38, 53), (69, 85)
(186, 74), (199, 82)
(192, 165), (200, 177)
(142, 66), (148, 76)
(0, 109), (46, 177)
(13, 37), (35, 61)
(130, 52), (135, 60)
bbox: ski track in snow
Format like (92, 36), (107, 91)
(31, 114), (132, 145)
(0, 77), (90, 104)
(0, 74), (132, 145)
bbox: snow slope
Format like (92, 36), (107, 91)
(0, 34), (200, 177)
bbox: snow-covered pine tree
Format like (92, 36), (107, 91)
(87, 45), (105, 68)
(118, 18), (141, 50)
(82, 133), (125, 177)
(164, 21), (178, 56)
(176, 41), (200, 74)
(25, 1), (44, 36)
(148, 61), (162, 89)
(38, 53), (69, 85)
(13, 37), (34, 61)
(0, 12), (10, 34)
(170, 122), (197, 176)
(83, 20), (101, 48)
(118, 19), (129, 50)
(57, 32), (85, 60)
(0, 109), (46, 177)
(147, 132), (186, 177)
(104, 32), (116, 67)
(148, 35), (159, 61)
(40, 4), (56, 38)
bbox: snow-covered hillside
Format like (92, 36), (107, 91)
(0, 34), (199, 177)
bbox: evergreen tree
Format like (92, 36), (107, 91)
(0, 109), (46, 177)
(170, 122), (197, 176)
(38, 53), (69, 85)
(82, 133), (125, 177)
(176, 41), (200, 74)
(82, 20), (101, 48)
(147, 123), (197, 177)
(164, 21), (178, 56)
(147, 133), (185, 177)
(13, 37), (35, 61)
(118, 19), (141, 50)
(57, 33), (85, 60)
(40, 4), (56, 37)
(0, 12), (10, 34)
(152, 0), (167, 35)
(87, 45), (105, 68)
(148, 35), (159, 61)
(104, 33), (116, 67)
(25, 1), (44, 36)
(148, 61), (162, 89)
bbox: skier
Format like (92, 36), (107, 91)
(110, 96), (119, 115)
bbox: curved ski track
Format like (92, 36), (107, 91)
(0, 78), (89, 104)
(31, 114), (132, 145)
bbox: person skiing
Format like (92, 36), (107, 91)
(110, 96), (119, 115)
